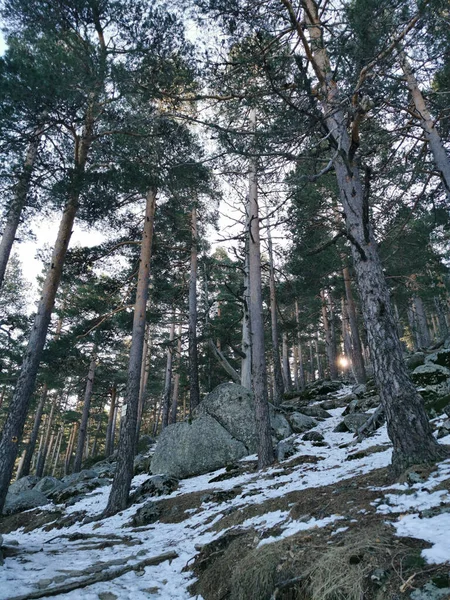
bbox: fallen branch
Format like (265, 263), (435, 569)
(353, 405), (385, 444)
(8, 551), (178, 600)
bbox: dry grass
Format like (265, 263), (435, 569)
(305, 528), (392, 600)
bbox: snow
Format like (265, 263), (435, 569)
(1, 397), (450, 599)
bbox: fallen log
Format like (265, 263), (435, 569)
(8, 550), (178, 600)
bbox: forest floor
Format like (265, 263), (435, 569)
(1, 387), (450, 599)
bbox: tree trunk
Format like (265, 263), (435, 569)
(136, 323), (152, 440)
(320, 290), (338, 379)
(170, 322), (183, 424)
(282, 331), (293, 390)
(434, 296), (449, 339)
(73, 350), (97, 473)
(294, 300), (306, 390)
(52, 427), (64, 477)
(290, 0), (445, 473)
(341, 298), (356, 380)
(309, 341), (315, 381)
(0, 122), (45, 290)
(16, 384), (48, 479)
(413, 296), (431, 349)
(188, 206), (200, 411)
(342, 264), (366, 383)
(104, 189), (156, 516)
(267, 225), (284, 404)
(105, 383), (117, 458)
(161, 319), (175, 429)
(315, 333), (323, 379)
(241, 237), (252, 389)
(64, 423), (77, 476)
(35, 400), (56, 478)
(247, 109), (274, 469)
(0, 103), (95, 512)
(407, 306), (420, 351)
(400, 51), (450, 203)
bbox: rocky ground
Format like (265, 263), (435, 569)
(1, 350), (450, 599)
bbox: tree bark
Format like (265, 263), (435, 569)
(315, 333), (323, 379)
(161, 319), (175, 429)
(64, 423), (77, 476)
(136, 323), (152, 439)
(104, 188), (156, 516)
(320, 290), (338, 379)
(247, 109), (274, 469)
(434, 296), (449, 339)
(16, 384), (48, 479)
(241, 236), (252, 389)
(35, 400), (56, 478)
(282, 331), (293, 390)
(342, 264), (366, 383)
(0, 121), (45, 290)
(188, 206), (200, 411)
(105, 383), (117, 458)
(400, 51), (450, 203)
(413, 296), (431, 349)
(287, 0), (446, 473)
(73, 349), (97, 473)
(267, 225), (285, 404)
(0, 101), (95, 511)
(170, 322), (183, 424)
(294, 300), (306, 390)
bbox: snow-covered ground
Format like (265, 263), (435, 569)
(1, 397), (449, 600)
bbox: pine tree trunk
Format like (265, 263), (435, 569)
(413, 296), (431, 349)
(0, 123), (45, 290)
(294, 300), (306, 390)
(241, 239), (252, 389)
(407, 306), (420, 351)
(35, 400), (56, 478)
(247, 110), (274, 469)
(136, 324), (152, 440)
(73, 350), (97, 473)
(170, 322), (183, 424)
(292, 0), (446, 473)
(0, 104), (95, 511)
(282, 331), (293, 390)
(309, 341), (315, 381)
(17, 384), (48, 479)
(400, 52), (450, 203)
(315, 334), (323, 379)
(52, 427), (64, 477)
(104, 189), (156, 516)
(64, 423), (77, 476)
(341, 298), (356, 379)
(342, 264), (366, 383)
(267, 226), (284, 404)
(434, 297), (449, 339)
(320, 290), (338, 379)
(162, 319), (175, 429)
(188, 207), (200, 411)
(105, 383), (117, 458)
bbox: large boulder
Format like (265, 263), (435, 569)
(270, 410), (292, 440)
(33, 477), (65, 497)
(412, 363), (450, 386)
(296, 405), (332, 419)
(151, 415), (247, 479)
(194, 383), (258, 452)
(334, 412), (370, 433)
(3, 489), (49, 515)
(425, 349), (450, 369)
(8, 475), (40, 495)
(289, 412), (318, 433)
